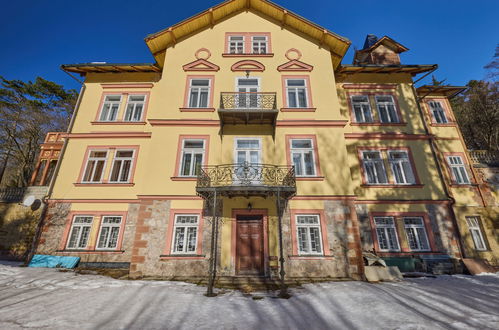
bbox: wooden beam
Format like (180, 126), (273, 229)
(281, 10), (287, 28)
(320, 29), (327, 47)
(209, 8), (214, 27)
(168, 27), (176, 44)
(246, 0), (250, 9)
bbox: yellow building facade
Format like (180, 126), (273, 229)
(36, 0), (498, 280)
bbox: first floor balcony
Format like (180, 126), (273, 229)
(196, 162), (296, 199)
(218, 92), (278, 128)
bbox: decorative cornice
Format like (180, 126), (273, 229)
(62, 132), (152, 139)
(231, 60), (265, 72)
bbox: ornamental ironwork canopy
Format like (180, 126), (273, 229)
(218, 92), (278, 129)
(196, 162), (296, 199)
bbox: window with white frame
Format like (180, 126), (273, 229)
(466, 216), (487, 251)
(285, 79), (309, 108)
(229, 36), (244, 54)
(403, 217), (430, 251)
(188, 79), (210, 108)
(290, 139), (316, 176)
(375, 95), (399, 123)
(96, 216), (122, 250)
(388, 151), (416, 184)
(351, 95), (373, 123)
(109, 150), (134, 183)
(296, 215), (323, 255)
(179, 140), (205, 177)
(374, 217), (400, 251)
(82, 150), (108, 183)
(252, 36), (267, 54)
(99, 95), (122, 121)
(428, 101), (448, 124)
(362, 151), (388, 184)
(123, 95), (146, 122)
(171, 215), (199, 254)
(66, 216), (93, 249)
(446, 156), (470, 184)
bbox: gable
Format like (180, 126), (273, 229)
(183, 59), (220, 72)
(277, 60), (313, 72)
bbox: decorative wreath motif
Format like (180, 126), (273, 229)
(285, 48), (302, 61)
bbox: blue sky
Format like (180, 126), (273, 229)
(1, 0), (497, 90)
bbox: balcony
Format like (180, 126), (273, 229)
(196, 162), (296, 199)
(218, 92), (278, 129)
(468, 150), (499, 167)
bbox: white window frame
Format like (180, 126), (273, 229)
(229, 35), (245, 54)
(375, 95), (399, 123)
(96, 216), (123, 250)
(362, 151), (388, 184)
(388, 150), (416, 185)
(99, 95), (122, 122)
(179, 139), (206, 177)
(403, 217), (431, 252)
(123, 95), (146, 122)
(188, 78), (211, 108)
(446, 155), (471, 184)
(466, 216), (487, 251)
(373, 217), (401, 252)
(66, 216), (94, 249)
(350, 95), (373, 123)
(81, 150), (108, 183)
(171, 214), (200, 254)
(296, 215), (323, 255)
(234, 137), (262, 165)
(290, 138), (317, 177)
(109, 149), (135, 183)
(285, 79), (309, 108)
(428, 101), (448, 124)
(251, 35), (268, 54)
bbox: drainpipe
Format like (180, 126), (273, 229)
(410, 83), (467, 259)
(25, 81), (86, 264)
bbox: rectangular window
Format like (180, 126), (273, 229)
(428, 101), (448, 124)
(374, 217), (400, 251)
(403, 217), (430, 251)
(296, 215), (323, 255)
(109, 150), (134, 183)
(188, 79), (210, 108)
(388, 151), (416, 184)
(286, 79), (308, 108)
(466, 216), (487, 251)
(123, 95), (146, 122)
(446, 156), (470, 184)
(180, 140), (205, 177)
(229, 36), (244, 54)
(172, 215), (199, 254)
(252, 36), (267, 54)
(82, 151), (108, 183)
(99, 95), (122, 121)
(290, 139), (316, 176)
(66, 216), (93, 249)
(351, 95), (373, 123)
(362, 151), (388, 184)
(375, 95), (399, 123)
(96, 216), (122, 250)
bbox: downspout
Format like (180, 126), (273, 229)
(410, 82), (467, 259)
(26, 79), (86, 264)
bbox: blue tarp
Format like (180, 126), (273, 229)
(28, 255), (80, 269)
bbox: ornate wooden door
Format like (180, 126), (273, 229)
(236, 215), (264, 275)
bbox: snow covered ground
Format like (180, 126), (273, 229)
(0, 265), (498, 329)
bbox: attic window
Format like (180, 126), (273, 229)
(229, 36), (244, 54)
(224, 33), (272, 56)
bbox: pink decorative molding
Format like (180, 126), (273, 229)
(182, 59), (220, 72)
(231, 60), (265, 72)
(277, 59), (313, 72)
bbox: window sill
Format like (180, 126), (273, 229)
(74, 183), (135, 187)
(222, 53), (274, 57)
(288, 255), (334, 260)
(296, 176), (325, 181)
(280, 107), (316, 112)
(431, 123), (457, 127)
(179, 107), (215, 112)
(350, 122), (407, 126)
(90, 121), (147, 125)
(361, 184), (424, 188)
(170, 177), (197, 181)
(376, 251), (440, 256)
(56, 249), (125, 254)
(449, 183), (478, 188)
(159, 254), (206, 260)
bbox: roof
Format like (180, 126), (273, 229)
(338, 64), (437, 75)
(144, 0), (351, 69)
(357, 35), (409, 54)
(416, 85), (467, 98)
(61, 63), (161, 75)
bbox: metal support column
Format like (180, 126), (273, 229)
(206, 190), (218, 297)
(276, 189), (289, 298)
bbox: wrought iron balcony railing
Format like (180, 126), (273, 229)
(220, 92), (277, 110)
(196, 163), (296, 198)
